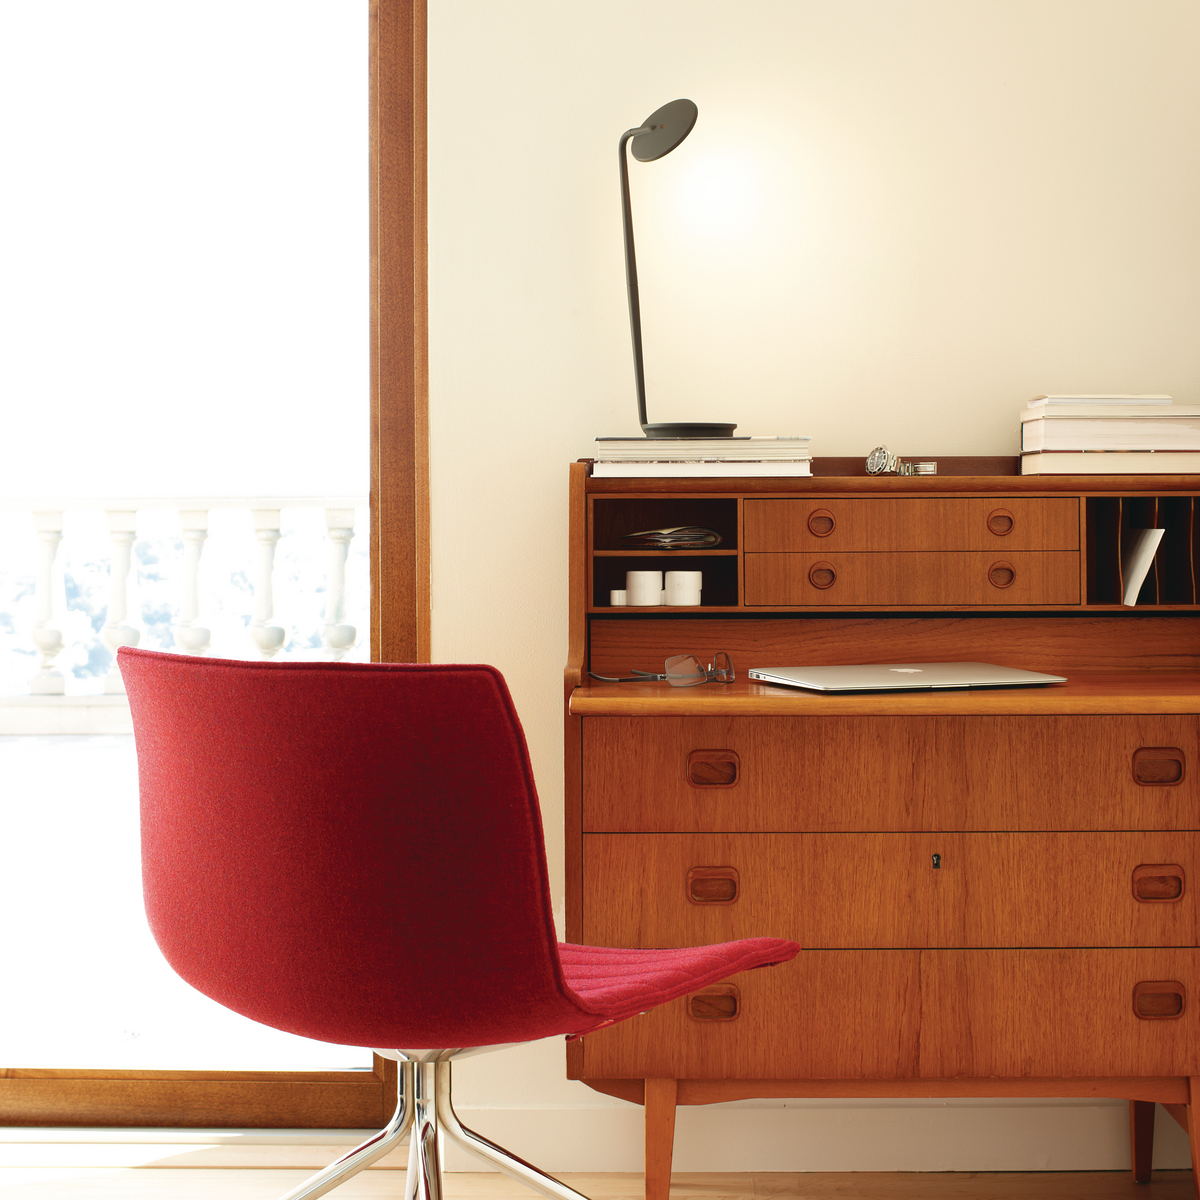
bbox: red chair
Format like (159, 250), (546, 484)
(119, 648), (799, 1200)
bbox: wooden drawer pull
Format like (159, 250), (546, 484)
(688, 984), (740, 1021)
(1133, 981), (1186, 1020)
(1132, 747), (1185, 785)
(687, 749), (740, 788)
(807, 509), (836, 537)
(987, 508), (1015, 536)
(687, 866), (740, 905)
(987, 561), (1015, 589)
(809, 561), (837, 589)
(1132, 864), (1185, 902)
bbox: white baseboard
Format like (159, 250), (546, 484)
(442, 1101), (1194, 1174)
(1, 1103), (1191, 1172)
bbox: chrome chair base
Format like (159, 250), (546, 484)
(277, 1056), (592, 1200)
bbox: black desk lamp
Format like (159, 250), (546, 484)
(620, 98), (737, 438)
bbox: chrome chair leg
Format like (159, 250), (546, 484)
(277, 1061), (415, 1200)
(408, 1062), (444, 1200)
(435, 1062), (593, 1200)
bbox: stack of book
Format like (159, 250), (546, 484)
(1020, 396), (1200, 475)
(591, 435), (811, 478)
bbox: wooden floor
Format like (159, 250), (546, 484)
(0, 1171), (1191, 1199)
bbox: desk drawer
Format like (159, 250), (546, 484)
(578, 950), (920, 1080)
(743, 551), (1080, 606)
(581, 715), (1200, 832)
(582, 833), (1200, 949)
(744, 498), (1080, 553)
(920, 949), (1200, 1078)
(579, 948), (1200, 1079)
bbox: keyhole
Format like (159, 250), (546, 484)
(932, 854), (942, 869)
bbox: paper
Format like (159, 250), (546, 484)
(1121, 528), (1165, 606)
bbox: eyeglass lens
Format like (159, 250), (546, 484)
(664, 655), (707, 687)
(663, 653), (735, 687)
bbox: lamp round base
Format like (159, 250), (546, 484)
(642, 422), (737, 438)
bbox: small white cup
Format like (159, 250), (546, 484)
(625, 570), (663, 607)
(609, 589), (627, 606)
(664, 570), (703, 606)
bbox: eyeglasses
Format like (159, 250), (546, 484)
(589, 652), (735, 687)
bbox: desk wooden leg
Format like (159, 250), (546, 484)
(1130, 1100), (1155, 1183)
(645, 1078), (678, 1200)
(1187, 1079), (1200, 1200)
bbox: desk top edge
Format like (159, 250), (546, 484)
(569, 672), (1200, 716)
(577, 460), (1200, 495)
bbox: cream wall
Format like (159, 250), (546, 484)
(427, 0), (1200, 1173)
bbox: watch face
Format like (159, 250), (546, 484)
(866, 446), (890, 474)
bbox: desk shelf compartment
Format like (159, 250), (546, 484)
(591, 554), (739, 609)
(1087, 495), (1199, 605)
(591, 497), (738, 551)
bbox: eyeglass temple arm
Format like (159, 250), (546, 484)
(587, 670), (667, 683)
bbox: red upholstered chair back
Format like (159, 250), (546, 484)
(120, 649), (569, 1049)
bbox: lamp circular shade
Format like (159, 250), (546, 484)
(631, 98), (698, 162)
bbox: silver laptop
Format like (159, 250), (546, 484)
(747, 661), (1066, 693)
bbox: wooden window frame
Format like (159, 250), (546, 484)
(0, 0), (429, 1127)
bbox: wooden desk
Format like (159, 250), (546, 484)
(563, 462), (1200, 1199)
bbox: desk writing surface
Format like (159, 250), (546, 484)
(569, 671), (1200, 716)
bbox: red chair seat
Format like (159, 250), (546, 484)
(558, 939), (794, 1028)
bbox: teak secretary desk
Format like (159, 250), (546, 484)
(563, 458), (1200, 1199)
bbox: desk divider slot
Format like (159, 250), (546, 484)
(1086, 495), (1200, 605)
(1161, 496), (1197, 604)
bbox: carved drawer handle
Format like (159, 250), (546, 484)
(1133, 981), (1186, 1020)
(1132, 864), (1185, 902)
(987, 508), (1015, 536)
(687, 866), (740, 905)
(809, 561), (837, 590)
(987, 561), (1015, 589)
(807, 509), (836, 537)
(1133, 747), (1185, 786)
(687, 749), (740, 788)
(688, 984), (740, 1022)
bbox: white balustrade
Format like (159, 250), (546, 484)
(102, 510), (141, 693)
(175, 510), (211, 655)
(322, 507), (357, 659)
(249, 509), (287, 659)
(29, 511), (65, 695)
(1, 497), (367, 719)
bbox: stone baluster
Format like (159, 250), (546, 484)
(103, 510), (141, 693)
(29, 510), (66, 695)
(249, 509), (286, 659)
(322, 508), (357, 660)
(175, 510), (211, 654)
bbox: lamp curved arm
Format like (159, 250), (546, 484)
(619, 125), (652, 432)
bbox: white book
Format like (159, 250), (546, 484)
(591, 460), (812, 478)
(595, 436), (810, 461)
(1021, 416), (1200, 452)
(596, 435), (809, 443)
(1121, 528), (1165, 607)
(1021, 451), (1200, 475)
(1028, 395), (1172, 407)
(595, 449), (813, 462)
(1021, 405), (1200, 421)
